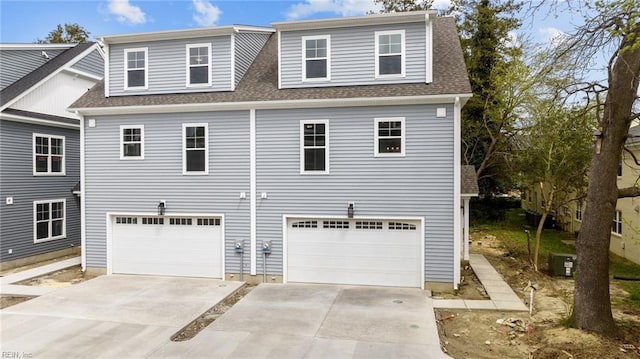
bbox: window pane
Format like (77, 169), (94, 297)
(37, 221), (49, 239)
(195, 126), (205, 137)
(315, 135), (325, 146)
(51, 138), (62, 154)
(315, 123), (325, 134)
(379, 55), (401, 75)
(379, 138), (402, 153)
(378, 34), (390, 48)
(51, 202), (64, 219)
(190, 47), (208, 65)
(37, 203), (49, 221)
(304, 135), (315, 147)
(304, 148), (325, 171)
(123, 143), (141, 157)
(186, 150), (205, 172)
(190, 66), (208, 84)
(52, 220), (64, 237)
(306, 59), (327, 78)
(128, 69), (145, 87)
(35, 156), (48, 172)
(195, 137), (206, 148)
(51, 156), (62, 172)
(36, 137), (48, 154)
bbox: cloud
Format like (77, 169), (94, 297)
(107, 0), (146, 25)
(193, 0), (222, 26)
(431, 0), (452, 10)
(286, 0), (381, 20)
(539, 26), (566, 46)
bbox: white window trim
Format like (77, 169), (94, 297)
(374, 117), (406, 157)
(119, 125), (145, 160)
(374, 30), (406, 79)
(182, 123), (209, 175)
(612, 210), (623, 236)
(575, 201), (582, 222)
(124, 47), (148, 90)
(300, 119), (330, 175)
(185, 43), (212, 87)
(33, 199), (66, 243)
(301, 35), (331, 82)
(33, 133), (66, 176)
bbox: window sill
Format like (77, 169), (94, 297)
(374, 153), (405, 158)
(611, 232), (622, 238)
(183, 172), (209, 176)
(124, 86), (148, 91)
(120, 157), (145, 161)
(375, 74), (405, 80)
(300, 171), (330, 175)
(302, 78), (331, 83)
(33, 173), (66, 177)
(186, 83), (212, 88)
(34, 235), (66, 244)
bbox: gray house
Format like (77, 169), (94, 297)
(0, 43), (104, 270)
(70, 11), (473, 290)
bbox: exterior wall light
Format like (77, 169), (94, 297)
(348, 202), (354, 218)
(158, 201), (166, 216)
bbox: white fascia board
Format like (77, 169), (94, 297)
(272, 10), (435, 31)
(0, 112), (79, 129)
(0, 43), (102, 113)
(101, 26), (273, 45)
(62, 67), (103, 81)
(70, 93), (473, 116)
(234, 26), (276, 34)
(0, 43), (75, 50)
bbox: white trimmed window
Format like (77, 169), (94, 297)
(612, 210), (622, 235)
(300, 120), (329, 174)
(125, 48), (148, 89)
(375, 117), (405, 156)
(33, 199), (66, 242)
(575, 201), (582, 221)
(33, 133), (65, 175)
(183, 123), (208, 175)
(186, 43), (211, 86)
(120, 125), (144, 159)
(375, 30), (405, 78)
(302, 35), (330, 81)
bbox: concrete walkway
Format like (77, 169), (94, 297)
(433, 254), (528, 312)
(0, 256), (81, 296)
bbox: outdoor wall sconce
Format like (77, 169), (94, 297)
(347, 202), (354, 218)
(593, 129), (603, 154)
(157, 201), (166, 216)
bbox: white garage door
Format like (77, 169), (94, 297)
(111, 216), (223, 278)
(286, 218), (422, 287)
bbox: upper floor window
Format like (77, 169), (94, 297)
(302, 35), (330, 81)
(183, 123), (208, 175)
(125, 48), (148, 89)
(120, 125), (144, 159)
(300, 120), (329, 174)
(575, 201), (583, 221)
(33, 134), (65, 176)
(375, 30), (405, 78)
(375, 117), (405, 157)
(34, 199), (66, 243)
(186, 43), (211, 86)
(618, 159), (623, 177)
(612, 210), (622, 235)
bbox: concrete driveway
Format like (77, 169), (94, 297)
(2, 279), (448, 358)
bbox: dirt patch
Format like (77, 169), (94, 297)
(437, 229), (640, 359)
(16, 265), (99, 288)
(0, 296), (34, 309)
(433, 265), (490, 300)
(171, 284), (255, 341)
(0, 254), (78, 277)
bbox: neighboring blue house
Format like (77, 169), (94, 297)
(0, 42), (104, 270)
(70, 11), (474, 290)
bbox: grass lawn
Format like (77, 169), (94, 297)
(473, 209), (640, 308)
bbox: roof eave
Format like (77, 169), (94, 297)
(100, 25), (274, 44)
(272, 10), (435, 31)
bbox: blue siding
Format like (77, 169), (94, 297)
(71, 48), (104, 77)
(280, 22), (426, 88)
(234, 32), (272, 86)
(0, 48), (67, 90)
(0, 120), (81, 262)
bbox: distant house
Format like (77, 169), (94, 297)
(70, 11), (477, 290)
(522, 126), (640, 266)
(0, 43), (104, 270)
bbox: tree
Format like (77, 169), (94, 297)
(536, 0), (640, 335)
(36, 23), (90, 43)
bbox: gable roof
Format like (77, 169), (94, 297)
(0, 42), (96, 108)
(461, 165), (479, 196)
(0, 44), (76, 90)
(70, 16), (471, 113)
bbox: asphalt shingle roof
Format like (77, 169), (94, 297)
(70, 17), (471, 109)
(461, 165), (479, 195)
(1, 42), (95, 108)
(2, 108), (79, 126)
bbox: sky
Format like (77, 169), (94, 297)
(0, 0), (581, 46)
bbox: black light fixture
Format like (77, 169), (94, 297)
(347, 202), (354, 218)
(157, 201), (166, 216)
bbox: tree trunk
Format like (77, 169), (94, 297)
(533, 211), (547, 272)
(571, 30), (640, 336)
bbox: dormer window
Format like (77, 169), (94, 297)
(186, 43), (211, 87)
(375, 30), (405, 78)
(302, 35), (330, 81)
(125, 48), (148, 89)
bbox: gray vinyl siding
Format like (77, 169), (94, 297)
(255, 104), (454, 283)
(0, 49), (67, 90)
(234, 32), (272, 86)
(0, 120), (81, 262)
(83, 111), (250, 273)
(108, 36), (232, 96)
(280, 22), (426, 88)
(71, 48), (104, 77)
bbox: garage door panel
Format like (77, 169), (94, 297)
(112, 216), (222, 278)
(287, 218), (422, 288)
